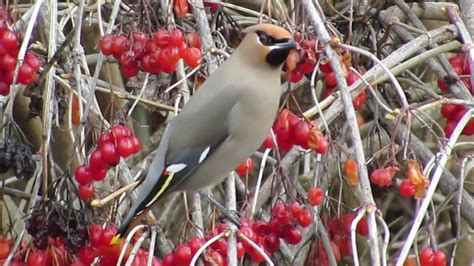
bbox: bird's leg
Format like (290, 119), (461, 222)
(201, 193), (241, 227)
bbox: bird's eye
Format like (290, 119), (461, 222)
(257, 31), (273, 46)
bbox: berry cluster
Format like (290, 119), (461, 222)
(263, 108), (329, 153)
(78, 224), (161, 266)
(98, 29), (203, 78)
(399, 160), (428, 199)
(0, 236), (12, 262)
(160, 202), (315, 265)
(0, 27), (42, 95)
(285, 39), (317, 83)
(418, 247), (447, 266)
(438, 54), (473, 137)
(74, 124), (141, 200)
(370, 166), (399, 187)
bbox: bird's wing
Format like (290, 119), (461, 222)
(116, 82), (237, 237)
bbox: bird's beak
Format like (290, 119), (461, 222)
(273, 39), (297, 50)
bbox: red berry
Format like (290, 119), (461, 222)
(399, 179), (416, 198)
(261, 134), (276, 149)
(307, 186), (324, 206)
(276, 137), (294, 152)
(78, 246), (96, 265)
(283, 227), (302, 244)
(101, 225), (118, 246)
(170, 29), (184, 46)
(120, 50), (138, 68)
(264, 233), (280, 252)
(91, 168), (107, 181)
(130, 136), (142, 153)
(290, 70), (304, 83)
(370, 166), (398, 187)
(174, 244), (192, 264)
(182, 47), (202, 68)
(188, 236), (203, 255)
(272, 202), (286, 217)
(296, 208), (312, 228)
(99, 34), (114, 56)
(162, 253), (174, 266)
(314, 135), (329, 154)
(235, 158), (254, 176)
(74, 165), (92, 185)
(89, 224), (104, 248)
(288, 201), (302, 217)
(440, 104), (464, 121)
(89, 149), (109, 170)
(0, 81), (9, 95)
(356, 217), (369, 236)
(444, 120), (457, 138)
(99, 142), (120, 166)
(437, 79), (448, 92)
(253, 221), (270, 237)
(325, 72), (337, 87)
(112, 35), (129, 59)
(346, 73), (359, 86)
(121, 64), (139, 78)
(419, 247), (434, 266)
(276, 210), (292, 227)
(353, 90), (367, 110)
(78, 183), (95, 199)
(319, 58), (332, 74)
(432, 250), (447, 266)
(0, 239), (11, 260)
(463, 118), (474, 136)
(1, 30), (18, 50)
(98, 133), (113, 148)
(116, 137), (135, 157)
(291, 120), (310, 147)
(1, 54), (16, 71)
(25, 52), (41, 71)
(18, 64), (35, 85)
(154, 29), (171, 48)
(27, 249), (48, 266)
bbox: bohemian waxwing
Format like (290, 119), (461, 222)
(112, 24), (296, 242)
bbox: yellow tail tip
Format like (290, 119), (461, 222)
(110, 235), (121, 245)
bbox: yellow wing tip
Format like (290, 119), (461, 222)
(110, 235), (121, 245)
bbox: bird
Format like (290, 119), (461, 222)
(112, 24), (296, 244)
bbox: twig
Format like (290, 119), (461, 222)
(225, 172), (238, 266)
(301, 1), (382, 264)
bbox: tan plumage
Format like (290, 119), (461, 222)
(113, 24), (296, 241)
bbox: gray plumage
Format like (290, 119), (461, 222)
(116, 24), (296, 238)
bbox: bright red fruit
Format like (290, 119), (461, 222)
(89, 149), (109, 170)
(0, 81), (9, 95)
(440, 104), (464, 121)
(319, 58), (332, 74)
(370, 166), (398, 187)
(432, 250), (447, 266)
(74, 165), (92, 185)
(27, 249), (48, 266)
(297, 208), (313, 228)
(419, 247), (434, 266)
(356, 217), (369, 236)
(292, 120), (310, 147)
(117, 137), (135, 157)
(1, 30), (18, 50)
(182, 47), (202, 68)
(283, 227), (302, 244)
(78, 246), (96, 265)
(112, 35), (129, 59)
(437, 80), (448, 92)
(261, 133), (276, 149)
(1, 54), (16, 71)
(100, 142), (120, 166)
(0, 239), (11, 260)
(188, 236), (203, 255)
(25, 52), (41, 71)
(102, 225), (118, 246)
(154, 30), (171, 48)
(235, 158), (254, 176)
(264, 233), (280, 252)
(399, 179), (416, 198)
(78, 183), (95, 200)
(170, 29), (184, 46)
(89, 224), (104, 248)
(162, 253), (174, 266)
(353, 90), (367, 110)
(290, 70), (304, 83)
(307, 186), (324, 206)
(325, 72), (337, 87)
(444, 120), (457, 138)
(18, 64), (35, 84)
(99, 34), (114, 55)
